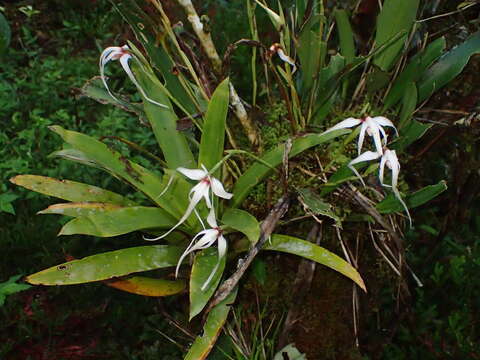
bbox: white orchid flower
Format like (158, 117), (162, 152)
(348, 149), (412, 227)
(270, 43), (297, 74)
(175, 209), (227, 290)
(99, 45), (168, 108)
(145, 165), (232, 241)
(324, 116), (397, 155)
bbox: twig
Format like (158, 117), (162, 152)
(205, 195), (291, 314)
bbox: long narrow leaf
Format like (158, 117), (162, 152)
(106, 276), (186, 297)
(133, 67), (196, 169)
(189, 248), (226, 320)
(184, 289), (237, 360)
(39, 202), (123, 217)
(26, 245), (183, 285)
(373, 0), (419, 71)
(376, 181), (447, 214)
(198, 78), (230, 173)
(11, 175), (134, 205)
(59, 206), (176, 237)
(418, 31), (480, 102)
(264, 234), (366, 291)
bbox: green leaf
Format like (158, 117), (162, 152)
(297, 14), (326, 92)
(198, 78), (230, 173)
(133, 67), (196, 170)
(313, 54), (346, 122)
(221, 209), (260, 245)
(0, 12), (11, 54)
(189, 248), (227, 320)
(274, 344), (306, 360)
(26, 245), (183, 285)
(373, 0), (419, 71)
(39, 202), (123, 217)
(384, 37), (445, 108)
(251, 258), (267, 285)
(390, 120), (432, 151)
(11, 175), (134, 205)
(106, 276), (186, 297)
(0, 192), (18, 215)
(48, 127), (190, 220)
(376, 181), (447, 214)
(297, 188), (341, 226)
(58, 206), (176, 237)
(398, 82), (418, 129)
(232, 129), (349, 207)
(79, 77), (144, 116)
(184, 289), (237, 360)
(0, 275), (31, 306)
(334, 9), (355, 64)
(264, 234), (366, 291)
(418, 31), (480, 102)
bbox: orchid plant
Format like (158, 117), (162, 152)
(11, 0), (477, 357)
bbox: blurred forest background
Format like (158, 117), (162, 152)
(0, 0), (479, 359)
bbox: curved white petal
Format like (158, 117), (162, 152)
(175, 230), (211, 277)
(348, 151), (381, 187)
(119, 55), (169, 109)
(177, 167), (208, 180)
(365, 119), (384, 155)
(372, 116), (398, 136)
(393, 188), (412, 228)
(201, 235), (227, 291)
(387, 150), (400, 189)
(206, 208), (218, 228)
(357, 122), (367, 155)
(277, 48), (297, 73)
(379, 151), (388, 186)
(349, 151), (381, 166)
(211, 177), (233, 199)
(323, 117), (361, 134)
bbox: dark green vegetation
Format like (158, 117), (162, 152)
(1, 0), (480, 359)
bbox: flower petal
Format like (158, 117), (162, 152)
(177, 167), (208, 180)
(201, 235), (227, 291)
(323, 117), (361, 134)
(119, 55), (168, 109)
(211, 177), (233, 200)
(365, 119), (384, 155)
(277, 48), (297, 73)
(206, 208), (218, 228)
(175, 230), (211, 277)
(348, 151), (381, 187)
(372, 116), (398, 136)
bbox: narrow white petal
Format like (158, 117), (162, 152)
(201, 236), (227, 291)
(99, 52), (121, 103)
(277, 49), (297, 73)
(379, 152), (387, 186)
(323, 118), (361, 134)
(370, 124), (384, 155)
(393, 188), (412, 228)
(357, 122), (367, 155)
(177, 167), (208, 180)
(206, 208), (218, 228)
(145, 187), (203, 241)
(119, 55), (168, 109)
(348, 151), (381, 187)
(211, 177), (233, 199)
(349, 151), (381, 166)
(175, 230), (210, 278)
(388, 150), (400, 189)
(372, 116), (398, 136)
